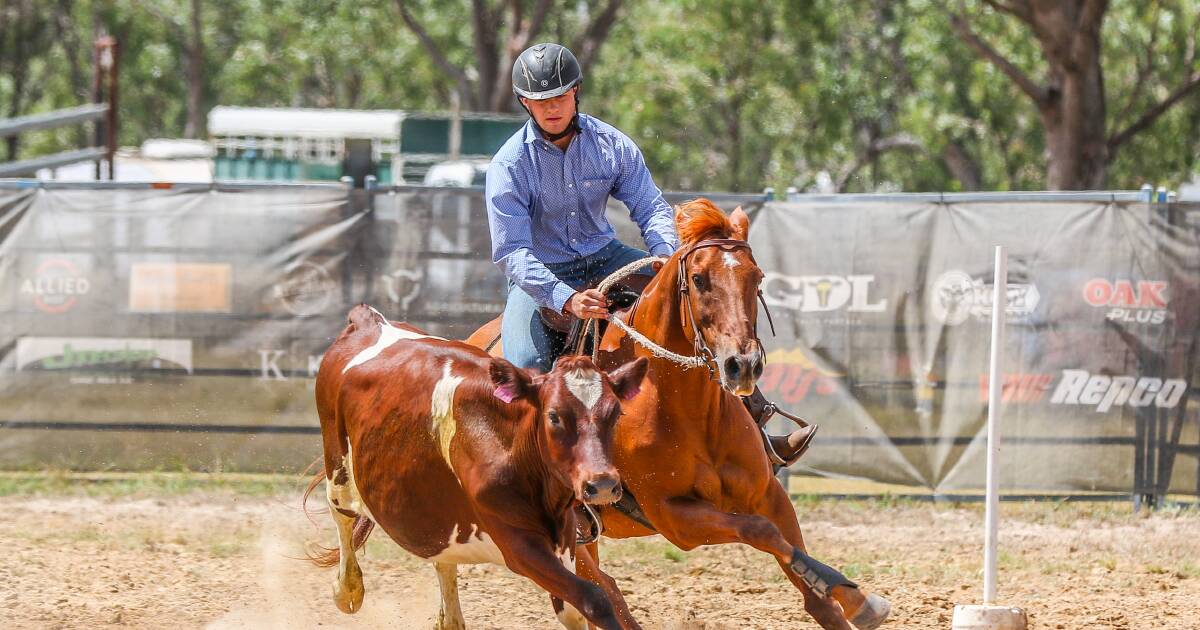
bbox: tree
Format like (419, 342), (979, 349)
(393, 0), (625, 112)
(0, 0), (57, 160)
(947, 0), (1200, 189)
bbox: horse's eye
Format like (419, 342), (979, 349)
(691, 273), (706, 290)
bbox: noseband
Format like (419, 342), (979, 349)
(677, 238), (777, 378)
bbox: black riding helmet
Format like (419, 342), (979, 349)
(512, 43), (581, 141)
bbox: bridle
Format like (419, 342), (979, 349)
(673, 238), (777, 378)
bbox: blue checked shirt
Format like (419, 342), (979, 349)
(486, 113), (679, 312)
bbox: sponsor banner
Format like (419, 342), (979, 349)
(1050, 369), (1187, 412)
(19, 255), (92, 314)
(129, 263), (232, 313)
(761, 274), (888, 314)
(16, 337), (193, 375)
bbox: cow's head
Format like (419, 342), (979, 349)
(490, 355), (648, 505)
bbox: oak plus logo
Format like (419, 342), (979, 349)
(761, 273), (887, 313)
(20, 257), (90, 314)
(1050, 369), (1186, 412)
(930, 270), (1039, 325)
(1082, 279), (1169, 325)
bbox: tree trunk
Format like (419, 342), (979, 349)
(183, 0), (205, 138)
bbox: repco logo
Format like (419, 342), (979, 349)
(1050, 369), (1186, 412)
(761, 274), (887, 312)
(1082, 279), (1168, 325)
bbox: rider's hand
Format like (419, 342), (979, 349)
(565, 289), (609, 320)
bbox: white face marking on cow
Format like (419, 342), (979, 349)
(427, 523), (506, 566)
(343, 309), (445, 373)
(723, 251), (740, 269)
(564, 369), (603, 410)
(430, 360), (465, 466)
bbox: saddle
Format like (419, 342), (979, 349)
(537, 274), (650, 360)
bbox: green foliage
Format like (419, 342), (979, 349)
(2, 0), (1198, 191)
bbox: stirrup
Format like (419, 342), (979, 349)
(761, 424), (819, 468)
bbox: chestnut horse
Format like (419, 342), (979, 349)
(467, 199), (890, 629)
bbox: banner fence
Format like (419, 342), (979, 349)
(1, 180), (1195, 502)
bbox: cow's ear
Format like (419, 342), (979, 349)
(730, 206), (750, 241)
(606, 357), (648, 401)
(489, 358), (535, 403)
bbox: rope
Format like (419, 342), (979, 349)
(582, 256), (708, 370)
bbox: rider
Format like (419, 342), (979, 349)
(485, 42), (814, 466)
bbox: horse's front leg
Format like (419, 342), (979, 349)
(759, 482), (891, 630)
(648, 495), (883, 630)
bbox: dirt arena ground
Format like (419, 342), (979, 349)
(1, 473), (1198, 630)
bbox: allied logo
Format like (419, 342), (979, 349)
(930, 270), (1039, 325)
(16, 337), (193, 374)
(20, 258), (90, 314)
(274, 261), (336, 317)
(761, 274), (887, 313)
(1082, 279), (1169, 325)
(1050, 369), (1185, 412)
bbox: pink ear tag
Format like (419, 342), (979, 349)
(493, 385), (517, 403)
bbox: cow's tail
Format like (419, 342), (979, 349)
(303, 468), (377, 569)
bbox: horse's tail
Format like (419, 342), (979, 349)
(303, 468), (377, 569)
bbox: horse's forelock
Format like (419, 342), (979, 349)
(675, 198), (732, 245)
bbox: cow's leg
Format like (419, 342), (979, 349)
(485, 523), (637, 630)
(326, 473), (365, 614)
(760, 482), (891, 630)
(574, 543), (638, 630)
(434, 562), (466, 630)
(550, 595), (588, 630)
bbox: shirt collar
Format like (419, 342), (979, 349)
(522, 114), (590, 144)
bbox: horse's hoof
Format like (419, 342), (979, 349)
(849, 592), (890, 629)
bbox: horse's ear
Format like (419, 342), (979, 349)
(606, 357), (649, 401)
(489, 358), (535, 403)
(730, 206), (750, 241)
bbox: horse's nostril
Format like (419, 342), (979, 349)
(724, 357), (741, 378)
(753, 359), (764, 379)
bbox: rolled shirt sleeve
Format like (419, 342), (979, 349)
(486, 160), (577, 312)
(611, 137), (679, 258)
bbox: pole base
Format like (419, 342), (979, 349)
(951, 604), (1027, 630)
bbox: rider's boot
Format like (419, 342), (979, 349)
(741, 386), (817, 469)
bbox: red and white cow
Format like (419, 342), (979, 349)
(307, 304), (647, 630)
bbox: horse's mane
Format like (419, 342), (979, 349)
(675, 198), (732, 246)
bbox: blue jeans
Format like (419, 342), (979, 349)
(502, 239), (654, 371)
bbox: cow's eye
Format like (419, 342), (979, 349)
(547, 411), (562, 427)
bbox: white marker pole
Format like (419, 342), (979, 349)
(983, 245), (1006, 605)
(951, 247), (1027, 630)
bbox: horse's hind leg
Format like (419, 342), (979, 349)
(326, 463), (366, 613)
(434, 562), (466, 630)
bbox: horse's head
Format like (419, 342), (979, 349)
(490, 355), (648, 505)
(674, 199), (766, 396)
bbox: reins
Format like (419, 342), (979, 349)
(576, 238), (776, 375)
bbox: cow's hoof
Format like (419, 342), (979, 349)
(333, 582), (365, 614)
(849, 592), (890, 629)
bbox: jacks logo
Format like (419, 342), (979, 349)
(761, 274), (887, 313)
(16, 337), (193, 374)
(978, 373), (1054, 403)
(20, 258), (90, 314)
(1050, 369), (1185, 412)
(930, 270), (1039, 326)
(758, 347), (844, 404)
(1082, 279), (1169, 325)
